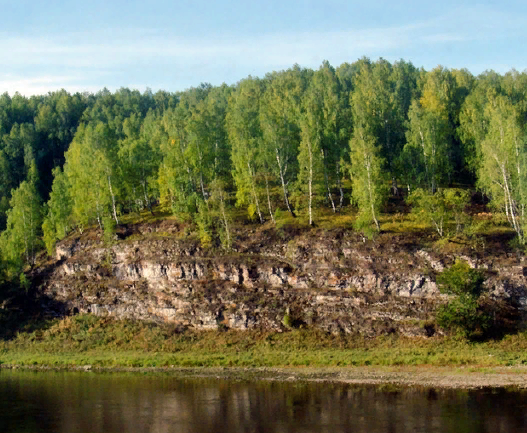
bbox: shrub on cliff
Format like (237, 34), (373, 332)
(408, 188), (470, 238)
(436, 259), (486, 298)
(436, 259), (490, 339)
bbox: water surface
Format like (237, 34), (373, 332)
(1, 370), (527, 432)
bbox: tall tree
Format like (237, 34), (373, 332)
(158, 101), (196, 217)
(1, 180), (42, 266)
(64, 123), (121, 231)
(42, 167), (72, 255)
(226, 77), (268, 222)
(402, 66), (456, 192)
(350, 62), (389, 232)
(296, 61), (344, 223)
(185, 84), (231, 201)
(260, 66), (309, 216)
(458, 71), (503, 175)
(478, 93), (527, 242)
(119, 112), (160, 213)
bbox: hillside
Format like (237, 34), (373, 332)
(30, 206), (526, 338)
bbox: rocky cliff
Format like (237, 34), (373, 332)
(34, 219), (527, 336)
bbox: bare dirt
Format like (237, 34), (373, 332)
(3, 364), (527, 389)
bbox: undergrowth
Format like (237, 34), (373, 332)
(2, 315), (527, 368)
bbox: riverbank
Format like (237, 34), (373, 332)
(2, 363), (527, 390)
(2, 315), (527, 389)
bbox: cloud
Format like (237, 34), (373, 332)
(421, 33), (471, 43)
(0, 74), (109, 96)
(0, 23), (448, 72)
(0, 3), (525, 95)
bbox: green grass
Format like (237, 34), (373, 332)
(2, 315), (527, 369)
(380, 213), (430, 234)
(119, 207), (176, 225)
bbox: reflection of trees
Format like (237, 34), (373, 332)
(1, 372), (527, 433)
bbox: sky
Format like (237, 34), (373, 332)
(0, 0), (526, 96)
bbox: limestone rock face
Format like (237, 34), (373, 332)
(34, 226), (527, 336)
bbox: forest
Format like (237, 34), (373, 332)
(1, 58), (527, 288)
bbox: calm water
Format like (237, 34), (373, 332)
(1, 370), (527, 433)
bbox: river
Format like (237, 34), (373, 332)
(1, 370), (526, 432)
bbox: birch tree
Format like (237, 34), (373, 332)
(119, 112), (160, 213)
(42, 167), (72, 255)
(478, 94), (527, 242)
(296, 61), (343, 224)
(349, 62), (389, 233)
(226, 77), (268, 222)
(64, 123), (120, 231)
(349, 127), (386, 233)
(403, 67), (455, 192)
(158, 103), (196, 216)
(458, 72), (501, 174)
(260, 67), (309, 216)
(299, 61), (346, 218)
(1, 180), (42, 266)
(63, 125), (99, 231)
(297, 101), (324, 225)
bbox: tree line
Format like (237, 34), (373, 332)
(1, 58), (527, 279)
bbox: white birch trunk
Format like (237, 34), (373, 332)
(248, 161), (263, 223)
(107, 175), (119, 225)
(265, 175), (275, 223)
(275, 147), (294, 216)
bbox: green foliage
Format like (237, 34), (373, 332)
(436, 295), (490, 338)
(195, 180), (232, 250)
(102, 216), (117, 245)
(260, 66), (309, 216)
(18, 272), (30, 293)
(63, 123), (121, 230)
(408, 188), (470, 238)
(437, 259), (486, 298)
(1, 180), (42, 266)
(0, 64), (525, 299)
(42, 215), (56, 257)
(349, 61), (394, 232)
(6, 314), (527, 368)
(353, 214), (378, 240)
(226, 77), (266, 223)
(476, 93), (527, 243)
(406, 67), (458, 192)
(195, 200), (214, 247)
(295, 61), (345, 224)
(282, 313), (293, 328)
(118, 112), (161, 213)
(435, 260), (489, 338)
(42, 167), (73, 255)
(348, 131), (387, 233)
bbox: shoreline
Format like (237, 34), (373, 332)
(2, 364), (527, 390)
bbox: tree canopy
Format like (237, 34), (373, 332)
(2, 58), (527, 268)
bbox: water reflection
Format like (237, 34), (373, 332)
(0, 370), (527, 433)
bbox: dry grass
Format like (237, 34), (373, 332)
(3, 315), (527, 368)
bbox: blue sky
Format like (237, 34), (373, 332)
(1, 0), (526, 95)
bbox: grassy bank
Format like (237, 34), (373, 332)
(2, 315), (527, 369)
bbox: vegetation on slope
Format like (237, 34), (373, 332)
(0, 59), (527, 363)
(2, 314), (527, 369)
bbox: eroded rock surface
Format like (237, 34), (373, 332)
(35, 223), (527, 336)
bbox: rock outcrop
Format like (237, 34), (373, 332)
(35, 222), (527, 336)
